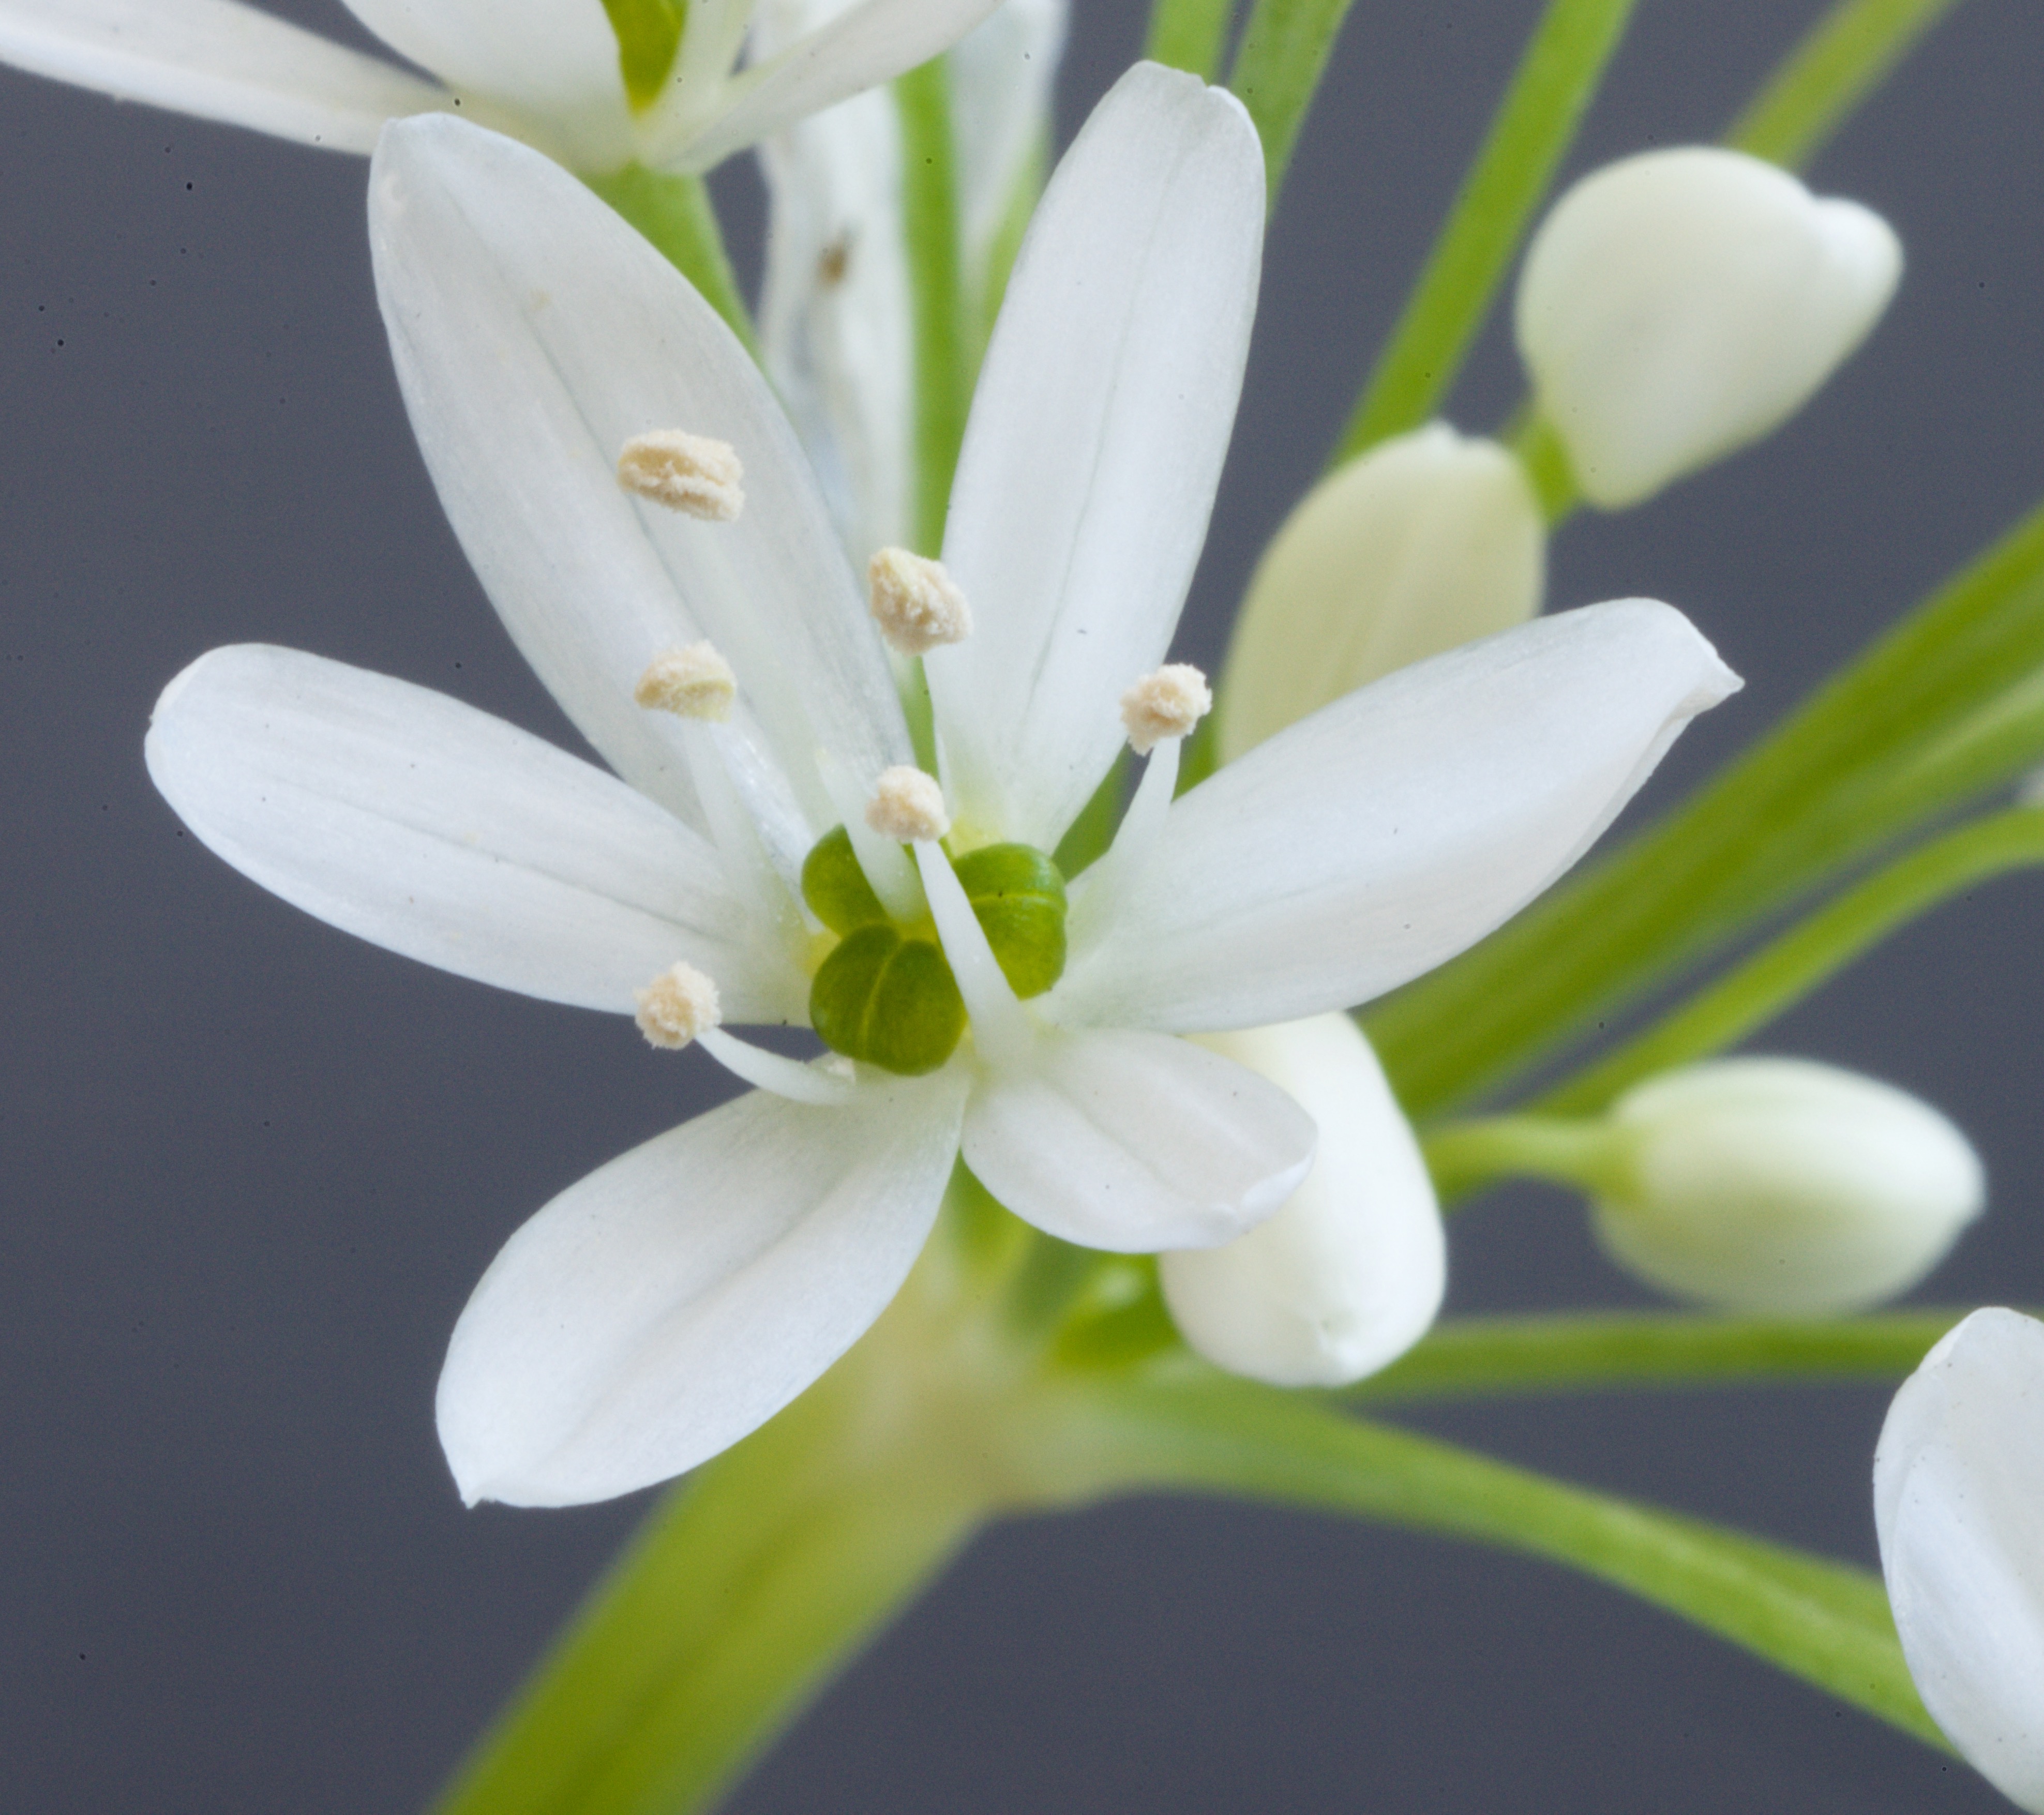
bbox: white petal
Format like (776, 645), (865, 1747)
(1517, 146), (1902, 509)
(926, 62), (1264, 851)
(669, 0), (1003, 172)
(949, 0), (1067, 269)
(369, 115), (910, 837)
(961, 1026), (1315, 1251)
(1160, 1016), (1444, 1386)
(0, 0), (444, 153)
(144, 645), (803, 1022)
(1054, 599), (1739, 1032)
(1876, 1309), (2044, 1811)
(1217, 424), (1545, 761)
(439, 1071), (968, 1506)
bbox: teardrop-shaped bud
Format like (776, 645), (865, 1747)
(808, 925), (966, 1076)
(953, 841), (1068, 998)
(1516, 146), (1901, 508)
(1218, 424), (1545, 760)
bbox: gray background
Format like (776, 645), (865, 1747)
(4, 0), (2042, 1808)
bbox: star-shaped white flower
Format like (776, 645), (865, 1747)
(145, 65), (1737, 1508)
(0, 0), (998, 171)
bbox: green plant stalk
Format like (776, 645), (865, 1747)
(1366, 495), (2044, 1118)
(896, 58), (973, 556)
(1146, 0), (1237, 81)
(1536, 807), (2044, 1115)
(1226, 0), (1361, 201)
(1726, 0), (1968, 169)
(1420, 1113), (1615, 1199)
(1048, 1377), (1945, 1749)
(1333, 0), (1639, 461)
(584, 165), (756, 355)
(1352, 1310), (1971, 1402)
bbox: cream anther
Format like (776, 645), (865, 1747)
(616, 430), (744, 520)
(634, 962), (722, 1049)
(633, 642), (737, 722)
(1121, 663), (1212, 754)
(867, 548), (973, 654)
(865, 766), (951, 843)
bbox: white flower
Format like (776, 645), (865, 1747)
(145, 67), (1737, 1508)
(1876, 1308), (2044, 1811)
(0, 0), (999, 171)
(1160, 1016), (1445, 1387)
(1216, 422), (1545, 761)
(1591, 1058), (1983, 1315)
(1517, 146), (1902, 509)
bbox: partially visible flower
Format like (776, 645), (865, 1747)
(1160, 1015), (1444, 1387)
(0, 0), (1000, 173)
(1216, 422), (1544, 761)
(1517, 146), (1902, 509)
(1876, 1307), (2044, 1811)
(1591, 1057), (1983, 1314)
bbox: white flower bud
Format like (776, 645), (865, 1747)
(1516, 147), (1902, 509)
(1160, 1015), (1445, 1387)
(1876, 1308), (2044, 1812)
(1591, 1058), (1983, 1315)
(1217, 425), (1545, 761)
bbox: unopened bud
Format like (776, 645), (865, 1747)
(1218, 424), (1544, 760)
(633, 962), (722, 1049)
(633, 642), (737, 721)
(1160, 1016), (1445, 1387)
(865, 766), (950, 842)
(1592, 1058), (1983, 1314)
(1120, 663), (1211, 756)
(868, 548), (972, 654)
(617, 430), (745, 519)
(1516, 147), (1901, 508)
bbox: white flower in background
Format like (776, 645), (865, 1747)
(0, 0), (1000, 172)
(1160, 1016), (1445, 1387)
(1876, 1308), (2044, 1811)
(146, 67), (1737, 1509)
(1517, 146), (1902, 509)
(1591, 1057), (1983, 1315)
(1216, 422), (1545, 762)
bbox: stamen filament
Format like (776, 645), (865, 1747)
(818, 749), (925, 923)
(698, 1027), (860, 1106)
(914, 842), (1032, 1069)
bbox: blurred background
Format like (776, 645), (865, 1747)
(4, 0), (2042, 1808)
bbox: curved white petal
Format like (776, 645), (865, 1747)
(0, 0), (444, 153)
(670, 0), (1003, 173)
(1218, 424), (1545, 761)
(144, 645), (802, 1022)
(961, 1027), (1315, 1251)
(438, 1071), (969, 1507)
(948, 0), (1065, 268)
(1054, 599), (1740, 1032)
(370, 115), (909, 837)
(1876, 1309), (2044, 1811)
(926, 61), (1264, 851)
(1517, 146), (1902, 509)
(1160, 1016), (1444, 1386)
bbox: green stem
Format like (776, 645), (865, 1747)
(1537, 806), (2044, 1115)
(1051, 1378), (1945, 1749)
(584, 164), (756, 355)
(1351, 1309), (1971, 1403)
(896, 58), (972, 556)
(1420, 1113), (1615, 1198)
(1726, 0), (1968, 170)
(1226, 0), (1361, 202)
(1334, 0), (1639, 461)
(1365, 494), (2044, 1118)
(1146, 0), (1237, 81)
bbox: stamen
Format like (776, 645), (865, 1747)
(634, 962), (721, 1049)
(617, 430), (744, 520)
(817, 750), (924, 924)
(868, 548), (973, 655)
(1120, 663), (1212, 755)
(698, 1028), (858, 1106)
(634, 642), (737, 722)
(866, 765), (951, 843)
(914, 843), (1032, 1070)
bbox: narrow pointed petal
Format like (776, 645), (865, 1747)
(145, 645), (802, 1022)
(438, 1072), (968, 1507)
(1160, 1016), (1444, 1386)
(671, 0), (1004, 173)
(1054, 600), (1739, 1032)
(1876, 1309), (2044, 1811)
(961, 1027), (1314, 1251)
(0, 0), (444, 153)
(370, 115), (910, 835)
(926, 62), (1264, 851)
